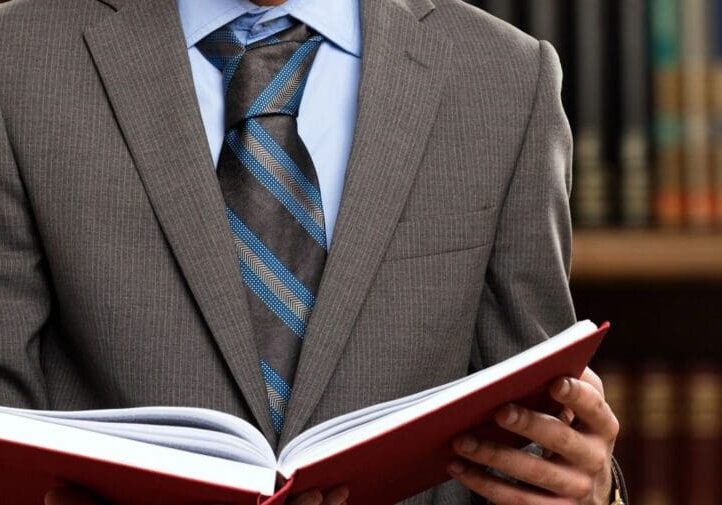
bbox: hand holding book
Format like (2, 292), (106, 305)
(447, 368), (620, 505)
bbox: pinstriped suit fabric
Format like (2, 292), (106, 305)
(0, 0), (575, 502)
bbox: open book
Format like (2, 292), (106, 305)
(0, 320), (608, 505)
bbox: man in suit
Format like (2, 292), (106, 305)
(0, 0), (624, 503)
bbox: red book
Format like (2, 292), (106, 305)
(0, 321), (608, 505)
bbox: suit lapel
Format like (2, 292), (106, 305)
(280, 0), (453, 447)
(83, 0), (276, 440)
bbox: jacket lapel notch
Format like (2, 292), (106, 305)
(83, 0), (276, 440)
(279, 0), (453, 447)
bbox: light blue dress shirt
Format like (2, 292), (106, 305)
(177, 0), (362, 247)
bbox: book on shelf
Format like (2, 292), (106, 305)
(711, 0), (722, 226)
(681, 0), (713, 228)
(574, 0), (609, 227)
(619, 0), (652, 227)
(478, 0), (722, 231)
(601, 362), (722, 505)
(682, 365), (722, 505)
(651, 0), (685, 228)
(0, 321), (608, 505)
(638, 365), (678, 505)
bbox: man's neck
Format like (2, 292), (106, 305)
(252, 0), (287, 5)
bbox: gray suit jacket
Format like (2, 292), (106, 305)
(0, 0), (576, 503)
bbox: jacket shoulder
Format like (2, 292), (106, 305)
(426, 0), (544, 81)
(430, 0), (540, 49)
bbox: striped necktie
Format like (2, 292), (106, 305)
(198, 23), (326, 434)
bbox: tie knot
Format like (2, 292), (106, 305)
(197, 22), (323, 129)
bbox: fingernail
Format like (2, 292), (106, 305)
(501, 405), (519, 425)
(302, 491), (323, 505)
(457, 435), (479, 454)
(335, 487), (350, 502)
(447, 460), (466, 475)
(45, 487), (96, 505)
(558, 378), (571, 397)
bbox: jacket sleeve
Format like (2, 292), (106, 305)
(469, 40), (629, 504)
(0, 105), (51, 408)
(470, 40), (576, 371)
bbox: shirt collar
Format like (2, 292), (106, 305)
(177, 0), (361, 57)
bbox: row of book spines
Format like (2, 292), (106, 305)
(598, 364), (722, 505)
(643, 64), (722, 229)
(577, 0), (722, 229)
(649, 0), (722, 228)
(481, 0), (722, 229)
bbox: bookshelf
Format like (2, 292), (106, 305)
(572, 230), (722, 361)
(572, 230), (722, 281)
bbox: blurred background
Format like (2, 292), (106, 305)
(464, 1), (722, 504)
(1, 0), (719, 502)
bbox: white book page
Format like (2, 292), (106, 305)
(279, 332), (530, 464)
(279, 378), (459, 465)
(2, 415), (270, 467)
(0, 405), (276, 467)
(0, 412), (277, 496)
(279, 320), (597, 476)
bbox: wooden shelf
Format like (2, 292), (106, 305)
(571, 230), (722, 282)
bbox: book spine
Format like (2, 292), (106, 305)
(710, 0), (722, 226)
(682, 0), (713, 227)
(651, 0), (684, 227)
(638, 367), (677, 505)
(620, 0), (652, 226)
(574, 0), (609, 227)
(682, 367), (722, 505)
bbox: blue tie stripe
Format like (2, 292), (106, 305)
(246, 36), (323, 117)
(278, 78), (307, 116)
(199, 27), (246, 93)
(200, 27), (239, 70)
(262, 56), (312, 117)
(245, 119), (323, 210)
(231, 232), (312, 327)
(240, 260), (307, 337)
(260, 360), (292, 399)
(222, 54), (245, 95)
(225, 129), (328, 248)
(269, 409), (284, 433)
(242, 124), (324, 229)
(227, 208), (317, 309)
(260, 360), (292, 433)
